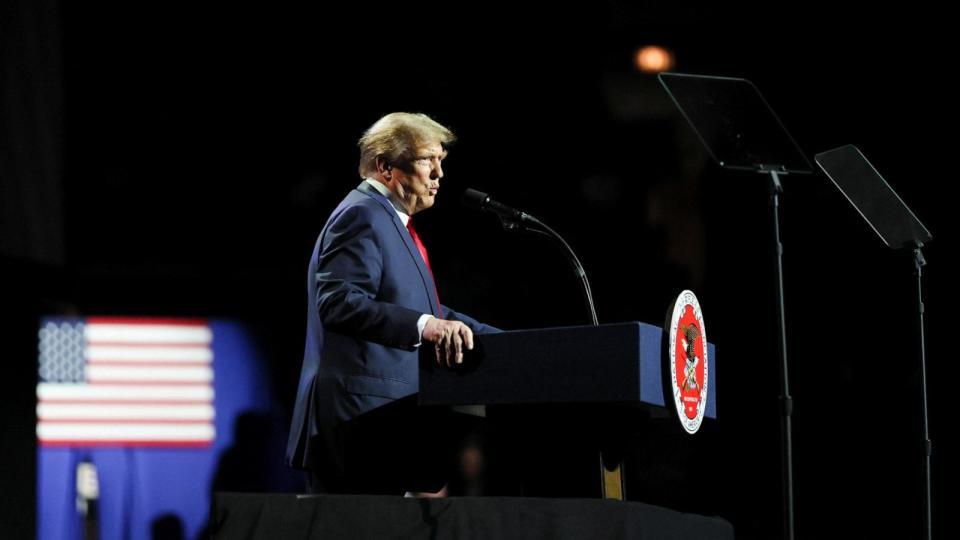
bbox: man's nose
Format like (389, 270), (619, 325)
(432, 161), (443, 179)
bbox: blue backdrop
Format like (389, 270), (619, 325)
(37, 319), (302, 540)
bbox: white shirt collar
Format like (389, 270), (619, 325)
(364, 178), (410, 226)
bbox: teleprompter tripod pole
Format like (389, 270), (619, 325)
(767, 169), (795, 540)
(913, 244), (932, 540)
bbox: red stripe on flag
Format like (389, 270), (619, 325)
(87, 380), (212, 386)
(85, 317), (209, 326)
(39, 440), (212, 448)
(85, 342), (211, 348)
(85, 361), (211, 368)
(39, 399), (213, 406)
(39, 419), (212, 425)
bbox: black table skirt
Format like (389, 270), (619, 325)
(212, 492), (734, 540)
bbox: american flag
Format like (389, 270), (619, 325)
(36, 317), (215, 447)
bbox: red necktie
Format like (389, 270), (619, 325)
(407, 218), (442, 314)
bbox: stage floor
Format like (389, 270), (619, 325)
(212, 492), (734, 539)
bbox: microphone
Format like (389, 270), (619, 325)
(462, 188), (535, 225)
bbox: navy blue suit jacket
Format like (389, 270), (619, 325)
(286, 181), (497, 469)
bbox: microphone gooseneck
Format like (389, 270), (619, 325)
(462, 188), (597, 326)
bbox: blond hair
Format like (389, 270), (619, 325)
(358, 112), (456, 178)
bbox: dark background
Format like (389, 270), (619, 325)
(3, 1), (954, 538)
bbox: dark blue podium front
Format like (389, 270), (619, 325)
(419, 321), (716, 418)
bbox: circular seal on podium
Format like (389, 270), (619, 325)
(663, 290), (708, 434)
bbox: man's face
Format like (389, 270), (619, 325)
(390, 142), (446, 215)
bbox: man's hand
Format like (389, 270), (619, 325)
(422, 318), (474, 367)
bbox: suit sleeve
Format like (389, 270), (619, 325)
(315, 204), (423, 350)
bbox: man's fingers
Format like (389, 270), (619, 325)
(453, 332), (463, 364)
(445, 333), (456, 367)
(462, 326), (474, 351)
(426, 321), (474, 368)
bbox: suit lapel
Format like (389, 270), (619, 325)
(356, 182), (441, 316)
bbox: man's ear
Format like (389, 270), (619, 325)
(376, 155), (393, 177)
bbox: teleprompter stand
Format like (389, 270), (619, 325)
(658, 72), (813, 540)
(815, 144), (934, 540)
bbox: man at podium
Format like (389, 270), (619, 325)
(285, 112), (498, 496)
